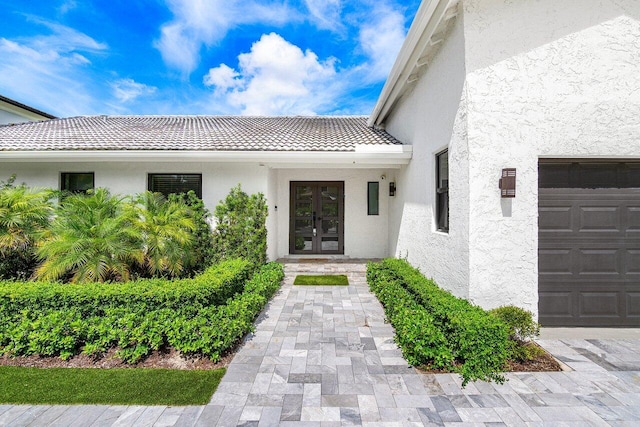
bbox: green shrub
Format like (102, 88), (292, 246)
(0, 259), (251, 318)
(212, 185), (268, 267)
(490, 305), (542, 362)
(367, 263), (452, 368)
(367, 259), (509, 385)
(0, 260), (282, 364)
(169, 191), (215, 276)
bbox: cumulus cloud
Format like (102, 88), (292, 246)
(110, 78), (157, 103)
(0, 20), (108, 116)
(155, 0), (297, 75)
(303, 0), (344, 32)
(357, 5), (407, 82)
(203, 33), (339, 115)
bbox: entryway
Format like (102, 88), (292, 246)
(289, 181), (344, 255)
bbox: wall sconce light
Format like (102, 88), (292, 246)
(389, 182), (396, 196)
(499, 168), (516, 198)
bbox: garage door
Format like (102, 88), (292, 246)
(538, 161), (640, 326)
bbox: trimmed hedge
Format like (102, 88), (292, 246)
(0, 259), (251, 318)
(367, 259), (509, 385)
(0, 261), (284, 363)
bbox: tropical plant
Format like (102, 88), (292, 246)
(0, 180), (53, 279)
(168, 190), (215, 276)
(212, 185), (268, 267)
(130, 191), (196, 278)
(35, 188), (142, 283)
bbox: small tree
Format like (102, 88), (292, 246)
(168, 190), (215, 276)
(0, 179), (54, 279)
(131, 191), (195, 278)
(35, 189), (143, 283)
(212, 185), (268, 266)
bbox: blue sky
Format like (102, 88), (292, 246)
(0, 0), (421, 117)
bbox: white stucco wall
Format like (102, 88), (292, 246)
(384, 11), (471, 298)
(461, 0), (640, 314)
(274, 168), (391, 259)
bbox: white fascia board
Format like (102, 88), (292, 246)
(0, 101), (51, 122)
(0, 148), (412, 166)
(368, 0), (452, 127)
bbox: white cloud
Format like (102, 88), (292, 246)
(58, 0), (78, 15)
(358, 5), (407, 82)
(110, 78), (157, 103)
(155, 0), (298, 75)
(303, 0), (344, 32)
(0, 21), (108, 116)
(203, 33), (339, 115)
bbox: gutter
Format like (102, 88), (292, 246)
(0, 146), (412, 168)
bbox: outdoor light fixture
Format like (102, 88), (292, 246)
(389, 181), (396, 196)
(499, 168), (516, 198)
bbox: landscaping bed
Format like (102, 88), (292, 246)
(367, 259), (560, 385)
(0, 261), (284, 365)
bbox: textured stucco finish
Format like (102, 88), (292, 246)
(384, 0), (640, 316)
(385, 11), (470, 299)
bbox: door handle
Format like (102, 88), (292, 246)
(312, 211), (317, 236)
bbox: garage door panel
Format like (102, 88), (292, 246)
(538, 290), (573, 317)
(578, 249), (620, 275)
(627, 250), (640, 274)
(627, 293), (640, 317)
(539, 161), (640, 327)
(628, 207), (640, 232)
(539, 249), (572, 274)
(539, 207), (572, 232)
(579, 207), (620, 232)
(579, 292), (620, 317)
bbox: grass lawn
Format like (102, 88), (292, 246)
(0, 366), (225, 406)
(293, 274), (349, 286)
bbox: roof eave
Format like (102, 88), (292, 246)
(0, 147), (412, 168)
(368, 0), (459, 128)
(0, 95), (56, 121)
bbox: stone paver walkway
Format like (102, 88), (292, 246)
(2, 260), (640, 426)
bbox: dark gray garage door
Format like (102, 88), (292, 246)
(538, 162), (640, 326)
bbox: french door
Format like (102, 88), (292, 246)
(289, 182), (344, 254)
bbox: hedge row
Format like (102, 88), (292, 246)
(0, 261), (284, 363)
(367, 259), (509, 385)
(0, 258), (252, 318)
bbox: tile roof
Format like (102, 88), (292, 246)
(0, 115), (401, 152)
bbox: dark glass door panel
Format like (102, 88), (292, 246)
(290, 182), (344, 254)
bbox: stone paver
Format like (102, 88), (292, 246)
(3, 260), (640, 426)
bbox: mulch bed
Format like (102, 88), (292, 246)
(0, 343), (562, 373)
(0, 347), (233, 370)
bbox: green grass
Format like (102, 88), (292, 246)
(293, 274), (349, 286)
(0, 366), (225, 405)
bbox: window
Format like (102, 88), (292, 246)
(148, 174), (202, 198)
(61, 172), (94, 193)
(367, 182), (379, 215)
(436, 150), (449, 232)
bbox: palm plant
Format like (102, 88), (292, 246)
(0, 183), (54, 279)
(35, 188), (143, 283)
(0, 184), (53, 254)
(131, 191), (196, 278)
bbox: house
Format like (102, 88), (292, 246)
(0, 94), (56, 125)
(1, 0), (639, 327)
